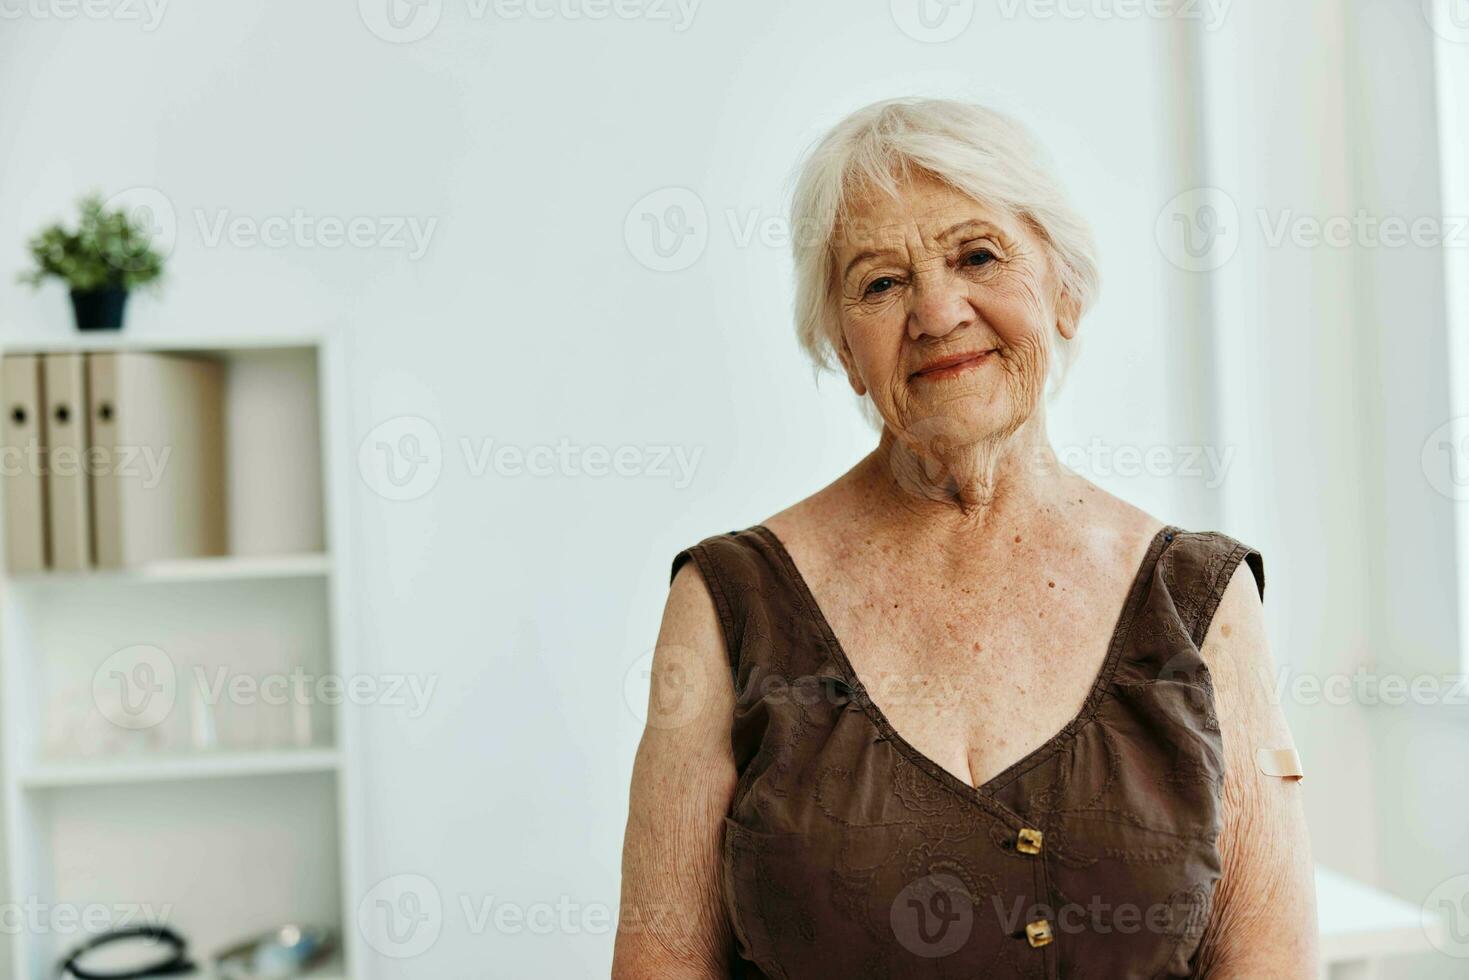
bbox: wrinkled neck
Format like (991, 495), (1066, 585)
(861, 410), (1070, 533)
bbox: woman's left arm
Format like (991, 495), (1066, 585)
(1194, 561), (1319, 979)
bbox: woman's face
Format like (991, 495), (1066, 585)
(831, 171), (1077, 453)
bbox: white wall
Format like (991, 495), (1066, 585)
(0, 0), (1458, 975)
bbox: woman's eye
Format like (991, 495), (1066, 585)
(864, 276), (897, 297)
(963, 249), (996, 267)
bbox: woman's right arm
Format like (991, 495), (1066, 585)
(612, 563), (738, 978)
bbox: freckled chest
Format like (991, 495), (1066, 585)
(799, 542), (1137, 790)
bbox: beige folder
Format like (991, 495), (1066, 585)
(42, 353), (91, 570)
(88, 352), (226, 568)
(1, 356), (48, 571)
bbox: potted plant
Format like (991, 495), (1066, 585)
(20, 194), (165, 331)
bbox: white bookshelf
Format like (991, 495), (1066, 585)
(18, 748), (343, 789)
(0, 334), (363, 979)
(8, 552), (332, 586)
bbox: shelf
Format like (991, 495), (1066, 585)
(7, 552), (332, 585)
(0, 333), (329, 355)
(196, 949), (346, 980)
(19, 748), (341, 788)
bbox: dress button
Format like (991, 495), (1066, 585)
(1016, 827), (1043, 855)
(1025, 919), (1054, 948)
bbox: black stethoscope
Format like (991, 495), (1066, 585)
(58, 925), (194, 979)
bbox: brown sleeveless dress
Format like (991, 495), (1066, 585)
(671, 523), (1264, 980)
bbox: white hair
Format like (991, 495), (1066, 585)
(789, 97), (1100, 397)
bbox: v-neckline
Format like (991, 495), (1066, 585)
(750, 521), (1177, 818)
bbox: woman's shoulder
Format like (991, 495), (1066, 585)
(667, 496), (827, 599)
(757, 494), (837, 555)
(758, 463), (879, 553)
(1145, 517), (1267, 652)
(1070, 479), (1258, 581)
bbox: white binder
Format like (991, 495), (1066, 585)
(89, 352), (226, 568)
(1, 355), (48, 571)
(42, 353), (91, 570)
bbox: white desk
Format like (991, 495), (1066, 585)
(1316, 866), (1446, 979)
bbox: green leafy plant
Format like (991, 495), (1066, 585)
(20, 194), (165, 292)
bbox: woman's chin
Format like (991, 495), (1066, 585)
(891, 397), (1020, 450)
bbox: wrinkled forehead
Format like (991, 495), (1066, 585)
(829, 169), (1021, 258)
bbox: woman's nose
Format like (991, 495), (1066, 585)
(907, 274), (974, 341)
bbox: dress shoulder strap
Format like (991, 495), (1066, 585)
(671, 526), (823, 681)
(1157, 528), (1265, 646)
(1110, 526), (1265, 689)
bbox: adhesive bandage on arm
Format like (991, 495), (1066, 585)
(1255, 747), (1304, 781)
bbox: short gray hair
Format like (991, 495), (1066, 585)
(789, 98), (1100, 390)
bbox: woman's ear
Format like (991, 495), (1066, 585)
(835, 333), (868, 397)
(1056, 287), (1082, 341)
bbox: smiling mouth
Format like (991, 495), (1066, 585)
(911, 349), (996, 381)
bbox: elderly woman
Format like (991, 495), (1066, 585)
(614, 98), (1316, 979)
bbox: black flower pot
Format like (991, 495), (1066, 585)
(69, 286), (129, 331)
